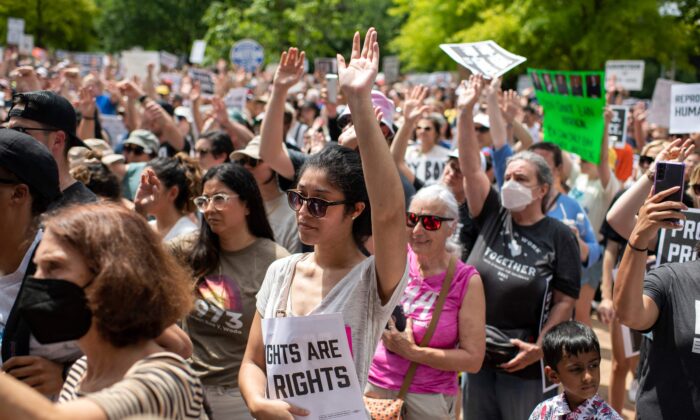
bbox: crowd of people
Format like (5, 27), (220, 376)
(0, 26), (698, 420)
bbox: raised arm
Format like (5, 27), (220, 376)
(259, 48), (305, 180)
(390, 85), (428, 183)
(211, 96), (253, 149)
(189, 82), (204, 134)
(598, 107), (613, 188)
(76, 86), (97, 141)
(486, 78), (507, 151)
(456, 75), (490, 218)
(338, 28), (407, 303)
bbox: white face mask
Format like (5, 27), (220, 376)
(501, 180), (534, 212)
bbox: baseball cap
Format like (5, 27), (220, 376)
(124, 130), (160, 155)
(0, 128), (61, 202)
(8, 91), (87, 149)
(473, 113), (490, 128)
(230, 136), (262, 161)
(447, 148), (486, 171)
(337, 90), (396, 136)
(84, 139), (125, 165)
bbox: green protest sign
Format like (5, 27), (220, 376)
(528, 69), (606, 164)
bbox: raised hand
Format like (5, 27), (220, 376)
(211, 96), (230, 124)
(484, 76), (502, 97)
(118, 80), (145, 100)
(189, 81), (201, 104)
(457, 74), (484, 111)
(134, 168), (163, 216)
(499, 89), (520, 123)
(403, 85), (429, 121)
(77, 86), (96, 117)
(603, 106), (614, 125)
(337, 28), (379, 98)
(273, 47), (305, 91)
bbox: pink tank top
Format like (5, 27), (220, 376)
(368, 247), (477, 395)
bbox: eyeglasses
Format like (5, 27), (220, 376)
(123, 144), (145, 155)
(195, 148), (210, 156)
(475, 125), (490, 133)
(0, 177), (20, 185)
(639, 155), (654, 167)
(235, 156), (260, 168)
(416, 126), (433, 132)
(406, 212), (454, 231)
(10, 126), (58, 135)
(692, 184), (700, 195)
(193, 193), (237, 212)
(286, 190), (351, 218)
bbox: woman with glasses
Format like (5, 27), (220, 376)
(457, 75), (581, 420)
(134, 153), (202, 242)
(240, 29), (408, 418)
(365, 184), (485, 419)
(400, 110), (450, 188)
(194, 130), (234, 173)
(169, 162), (289, 419)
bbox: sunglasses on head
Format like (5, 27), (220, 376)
(123, 144), (145, 155)
(639, 155), (654, 167)
(235, 156), (260, 168)
(475, 125), (490, 133)
(286, 190), (351, 218)
(406, 212), (454, 231)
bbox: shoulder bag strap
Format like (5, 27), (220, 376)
(397, 255), (457, 400)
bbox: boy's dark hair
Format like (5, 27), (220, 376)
(200, 130), (234, 161)
(542, 321), (600, 370)
(529, 142), (563, 169)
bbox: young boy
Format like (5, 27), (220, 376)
(529, 321), (623, 420)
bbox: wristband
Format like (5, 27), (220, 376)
(627, 242), (648, 253)
(82, 115), (95, 120)
(138, 95), (148, 104)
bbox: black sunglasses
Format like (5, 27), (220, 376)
(236, 156), (260, 168)
(0, 177), (20, 185)
(475, 126), (490, 133)
(10, 126), (58, 135)
(286, 190), (351, 218)
(406, 212), (454, 231)
(639, 155), (654, 167)
(123, 144), (145, 155)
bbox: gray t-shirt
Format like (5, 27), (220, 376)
(265, 193), (302, 254)
(256, 253), (408, 389)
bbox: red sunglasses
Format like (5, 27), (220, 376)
(406, 212), (454, 231)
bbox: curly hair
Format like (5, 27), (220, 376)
(41, 203), (194, 347)
(148, 152), (202, 214)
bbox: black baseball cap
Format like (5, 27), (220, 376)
(7, 90), (87, 149)
(0, 128), (61, 203)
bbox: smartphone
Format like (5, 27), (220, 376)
(653, 161), (685, 203)
(387, 305), (406, 332)
(325, 74), (338, 104)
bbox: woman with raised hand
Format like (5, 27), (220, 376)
(457, 75), (581, 420)
(240, 28), (408, 419)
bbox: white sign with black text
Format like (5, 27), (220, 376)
(6, 17), (24, 45)
(608, 105), (628, 148)
(605, 60), (645, 91)
(669, 83), (700, 135)
(262, 313), (366, 419)
(190, 40), (206, 64)
(647, 79), (683, 128)
(656, 208), (700, 267)
(439, 40), (526, 79)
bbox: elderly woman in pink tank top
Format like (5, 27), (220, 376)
(366, 184), (486, 420)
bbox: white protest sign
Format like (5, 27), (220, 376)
(314, 58), (337, 77)
(608, 105), (629, 148)
(383, 56), (400, 83)
(18, 34), (33, 55)
(121, 50), (160, 80)
(656, 208), (700, 267)
(159, 51), (178, 70)
(647, 79), (683, 128)
(605, 60), (645, 91)
(262, 313), (365, 419)
(190, 40), (206, 64)
(190, 68), (215, 96)
(6, 17), (24, 45)
(99, 114), (129, 145)
(230, 39), (264, 73)
(669, 83), (700, 134)
(224, 88), (248, 111)
(440, 40), (526, 79)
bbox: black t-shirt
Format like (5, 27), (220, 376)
(466, 188), (581, 378)
(637, 259), (700, 419)
(50, 181), (98, 210)
(458, 201), (478, 261)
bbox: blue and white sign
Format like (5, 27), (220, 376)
(230, 39), (264, 73)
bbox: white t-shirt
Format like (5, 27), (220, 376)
(256, 254), (408, 390)
(265, 193), (302, 253)
(150, 216), (199, 242)
(405, 143), (451, 186)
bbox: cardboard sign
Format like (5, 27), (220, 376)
(669, 83), (700, 134)
(18, 34), (33, 55)
(440, 40), (526, 79)
(314, 58), (337, 77)
(383, 56), (400, 84)
(6, 17), (24, 45)
(99, 114), (129, 145)
(529, 69), (607, 164)
(262, 313), (366, 419)
(656, 209), (700, 267)
(647, 79), (683, 128)
(190, 68), (215, 96)
(121, 50), (160, 80)
(224, 87), (248, 111)
(605, 60), (645, 91)
(230, 39), (264, 73)
(190, 40), (206, 64)
(608, 105), (629, 148)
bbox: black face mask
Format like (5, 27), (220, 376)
(17, 277), (93, 344)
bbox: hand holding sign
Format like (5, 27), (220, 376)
(337, 28), (379, 98)
(457, 75), (484, 111)
(629, 187), (688, 250)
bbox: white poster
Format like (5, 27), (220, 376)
(18, 34), (33, 55)
(262, 313), (366, 419)
(99, 114), (129, 146)
(608, 105), (629, 148)
(439, 40), (526, 79)
(314, 58), (337, 77)
(383, 56), (400, 84)
(223, 88), (248, 111)
(605, 60), (645, 91)
(190, 40), (206, 64)
(6, 17), (24, 45)
(647, 79), (683, 128)
(669, 83), (700, 134)
(159, 51), (178, 70)
(190, 68), (215, 96)
(656, 208), (700, 267)
(121, 50), (160, 80)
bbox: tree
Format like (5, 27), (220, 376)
(0, 0), (99, 50)
(95, 0), (213, 54)
(390, 0), (693, 74)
